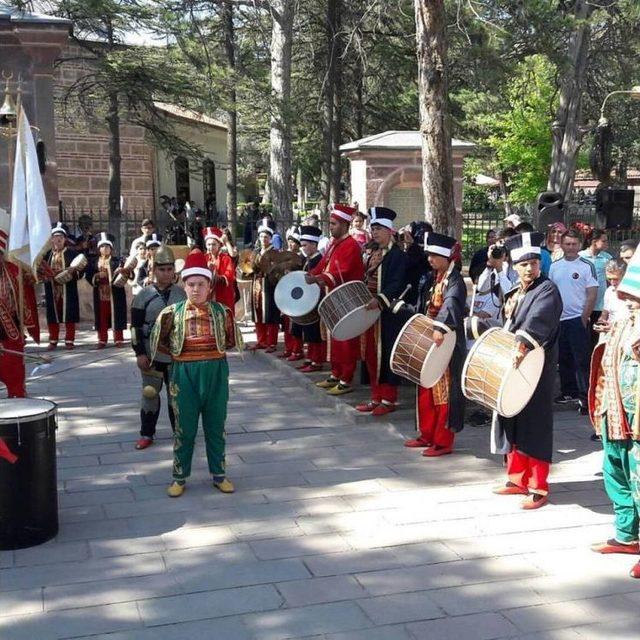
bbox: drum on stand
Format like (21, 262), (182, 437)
(274, 271), (321, 326)
(318, 281), (380, 341)
(390, 314), (456, 388)
(0, 399), (59, 550)
(461, 328), (544, 417)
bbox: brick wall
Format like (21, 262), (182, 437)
(53, 43), (155, 213)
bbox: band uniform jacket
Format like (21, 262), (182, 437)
(251, 246), (280, 325)
(417, 267), (467, 432)
(368, 243), (409, 385)
(131, 283), (187, 364)
(310, 234), (364, 288)
(85, 256), (128, 331)
(43, 248), (81, 324)
(292, 252), (323, 343)
(498, 275), (562, 462)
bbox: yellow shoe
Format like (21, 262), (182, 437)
(167, 481), (186, 498)
(327, 383), (353, 396)
(213, 478), (235, 494)
(316, 377), (339, 389)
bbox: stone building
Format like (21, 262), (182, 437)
(340, 131), (475, 232)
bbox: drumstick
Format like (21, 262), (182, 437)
(0, 346), (53, 364)
(397, 284), (412, 301)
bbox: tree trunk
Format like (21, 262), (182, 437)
(223, 0), (238, 235)
(329, 0), (343, 203)
(268, 0), (295, 227)
(414, 0), (456, 236)
(105, 21), (122, 251)
(547, 0), (594, 201)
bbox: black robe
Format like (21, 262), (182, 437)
(373, 244), (410, 385)
(497, 276), (563, 462)
(43, 248), (81, 324)
(417, 267), (467, 432)
(292, 252), (323, 343)
(85, 256), (128, 331)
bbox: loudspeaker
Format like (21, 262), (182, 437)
(596, 189), (635, 230)
(536, 191), (564, 231)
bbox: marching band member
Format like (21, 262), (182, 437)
(0, 210), (40, 398)
(135, 233), (162, 289)
(491, 232), (562, 509)
(43, 223), (83, 351)
(85, 233), (128, 349)
(281, 226), (304, 360)
(130, 245), (186, 450)
(150, 249), (243, 497)
(250, 220), (281, 352)
(293, 226), (325, 371)
(203, 226), (236, 309)
(357, 207), (408, 416)
(589, 245), (640, 578)
(399, 232), (466, 456)
(307, 203), (364, 395)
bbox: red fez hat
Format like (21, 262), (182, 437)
(202, 226), (224, 242)
(329, 203), (357, 223)
(181, 248), (212, 281)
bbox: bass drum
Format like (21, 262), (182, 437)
(274, 271), (321, 325)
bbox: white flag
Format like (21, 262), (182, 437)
(8, 107), (50, 274)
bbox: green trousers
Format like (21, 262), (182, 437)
(169, 358), (229, 480)
(601, 425), (640, 543)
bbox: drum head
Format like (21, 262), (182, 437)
(275, 271), (320, 317)
(331, 306), (380, 341)
(498, 346), (545, 417)
(420, 329), (456, 388)
(0, 398), (57, 424)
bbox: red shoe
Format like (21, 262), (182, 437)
(65, 342), (75, 351)
(591, 539), (640, 554)
(278, 351), (292, 359)
(521, 494), (548, 510)
(297, 361), (311, 369)
(356, 401), (379, 413)
(423, 445), (453, 457)
(47, 342), (58, 351)
(135, 437), (154, 450)
(630, 561), (640, 579)
(493, 482), (528, 496)
(265, 346), (277, 353)
(248, 343), (267, 351)
(372, 403), (396, 417)
(95, 342), (106, 350)
(287, 353), (304, 362)
(404, 438), (431, 448)
(299, 363), (323, 373)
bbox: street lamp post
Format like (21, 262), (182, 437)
(598, 86), (640, 126)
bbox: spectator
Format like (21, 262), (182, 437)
(350, 212), (371, 249)
(619, 240), (638, 265)
(579, 228), (613, 347)
(545, 222), (566, 262)
(594, 259), (628, 339)
(129, 219), (156, 256)
(549, 229), (598, 414)
(469, 229), (498, 284)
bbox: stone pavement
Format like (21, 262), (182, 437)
(1, 326), (640, 639)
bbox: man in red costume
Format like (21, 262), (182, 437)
(203, 226), (236, 310)
(0, 210), (40, 398)
(306, 204), (364, 395)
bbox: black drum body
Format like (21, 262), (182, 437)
(0, 399), (59, 550)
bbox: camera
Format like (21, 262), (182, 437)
(490, 244), (507, 260)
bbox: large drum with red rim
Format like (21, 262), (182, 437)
(461, 327), (544, 417)
(318, 281), (380, 341)
(390, 314), (456, 388)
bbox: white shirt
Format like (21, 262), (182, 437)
(471, 264), (518, 322)
(603, 286), (629, 324)
(549, 257), (598, 321)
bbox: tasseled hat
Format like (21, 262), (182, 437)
(368, 207), (397, 230)
(257, 217), (275, 236)
(0, 207), (9, 253)
(181, 248), (212, 281)
(51, 222), (68, 237)
(504, 232), (545, 264)
(424, 231), (457, 258)
(145, 233), (162, 248)
(97, 232), (115, 248)
(617, 244), (640, 301)
(299, 225), (322, 243)
(329, 203), (357, 224)
(202, 226), (224, 243)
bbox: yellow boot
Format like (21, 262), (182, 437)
(316, 376), (339, 389)
(213, 478), (235, 494)
(167, 481), (186, 498)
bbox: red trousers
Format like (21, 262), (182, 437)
(98, 300), (124, 345)
(330, 336), (359, 384)
(307, 341), (326, 365)
(283, 317), (303, 355)
(363, 326), (398, 404)
(507, 447), (549, 496)
(416, 385), (455, 448)
(0, 337), (26, 398)
(48, 322), (76, 345)
(255, 322), (278, 347)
